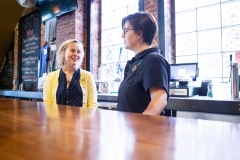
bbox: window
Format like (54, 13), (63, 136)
(101, 0), (139, 84)
(175, 0), (240, 86)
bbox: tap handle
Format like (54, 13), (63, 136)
(120, 47), (122, 54)
(229, 54), (232, 82)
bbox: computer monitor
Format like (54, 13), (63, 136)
(170, 63), (198, 86)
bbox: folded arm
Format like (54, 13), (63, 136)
(87, 74), (98, 108)
(43, 74), (54, 104)
(142, 87), (167, 116)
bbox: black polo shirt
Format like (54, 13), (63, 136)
(117, 48), (170, 113)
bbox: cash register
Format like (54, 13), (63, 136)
(169, 63), (200, 97)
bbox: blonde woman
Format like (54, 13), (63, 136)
(43, 39), (97, 108)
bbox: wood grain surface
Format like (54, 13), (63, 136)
(0, 98), (240, 160)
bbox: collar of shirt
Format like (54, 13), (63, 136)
(134, 48), (160, 61)
(60, 68), (80, 82)
(124, 48), (160, 76)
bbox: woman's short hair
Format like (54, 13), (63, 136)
(55, 39), (85, 67)
(122, 12), (158, 45)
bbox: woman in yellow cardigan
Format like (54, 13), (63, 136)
(43, 39), (98, 108)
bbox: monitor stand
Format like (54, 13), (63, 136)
(170, 81), (200, 97)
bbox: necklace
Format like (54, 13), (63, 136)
(66, 75), (72, 88)
(66, 75), (72, 83)
(62, 67), (75, 86)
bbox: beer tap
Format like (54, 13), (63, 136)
(116, 47), (123, 82)
(230, 54), (240, 100)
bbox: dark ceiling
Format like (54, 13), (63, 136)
(0, 0), (25, 63)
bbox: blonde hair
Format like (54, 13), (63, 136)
(55, 39), (85, 67)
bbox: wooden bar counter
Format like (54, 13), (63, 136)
(0, 98), (240, 160)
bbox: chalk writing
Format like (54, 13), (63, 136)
(27, 29), (33, 36)
(22, 67), (38, 72)
(22, 56), (38, 62)
(24, 14), (34, 23)
(20, 10), (41, 90)
(22, 75), (36, 79)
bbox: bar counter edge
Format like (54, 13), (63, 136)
(1, 90), (240, 116)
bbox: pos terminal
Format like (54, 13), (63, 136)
(169, 63), (199, 97)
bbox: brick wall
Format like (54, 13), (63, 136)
(164, 0), (175, 64)
(75, 0), (88, 70)
(144, 0), (159, 47)
(55, 12), (76, 50)
(90, 0), (101, 79)
(14, 24), (19, 79)
(40, 23), (45, 47)
(144, 0), (175, 63)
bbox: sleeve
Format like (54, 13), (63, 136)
(46, 45), (50, 61)
(39, 47), (42, 77)
(86, 73), (98, 108)
(142, 56), (170, 94)
(123, 60), (131, 80)
(39, 47), (42, 60)
(43, 73), (54, 103)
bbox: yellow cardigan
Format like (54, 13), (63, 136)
(43, 69), (98, 108)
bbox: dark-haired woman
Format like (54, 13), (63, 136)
(117, 12), (170, 116)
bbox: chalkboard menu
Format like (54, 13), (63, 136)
(19, 10), (41, 91)
(0, 39), (14, 89)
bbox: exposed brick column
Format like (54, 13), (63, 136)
(144, 0), (159, 47)
(89, 0), (101, 79)
(165, 0), (175, 64)
(75, 0), (88, 69)
(144, 0), (175, 63)
(40, 23), (45, 46)
(14, 24), (19, 79)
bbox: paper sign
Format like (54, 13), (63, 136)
(44, 49), (47, 55)
(51, 45), (56, 51)
(38, 73), (47, 89)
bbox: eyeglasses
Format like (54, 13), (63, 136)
(123, 29), (135, 35)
